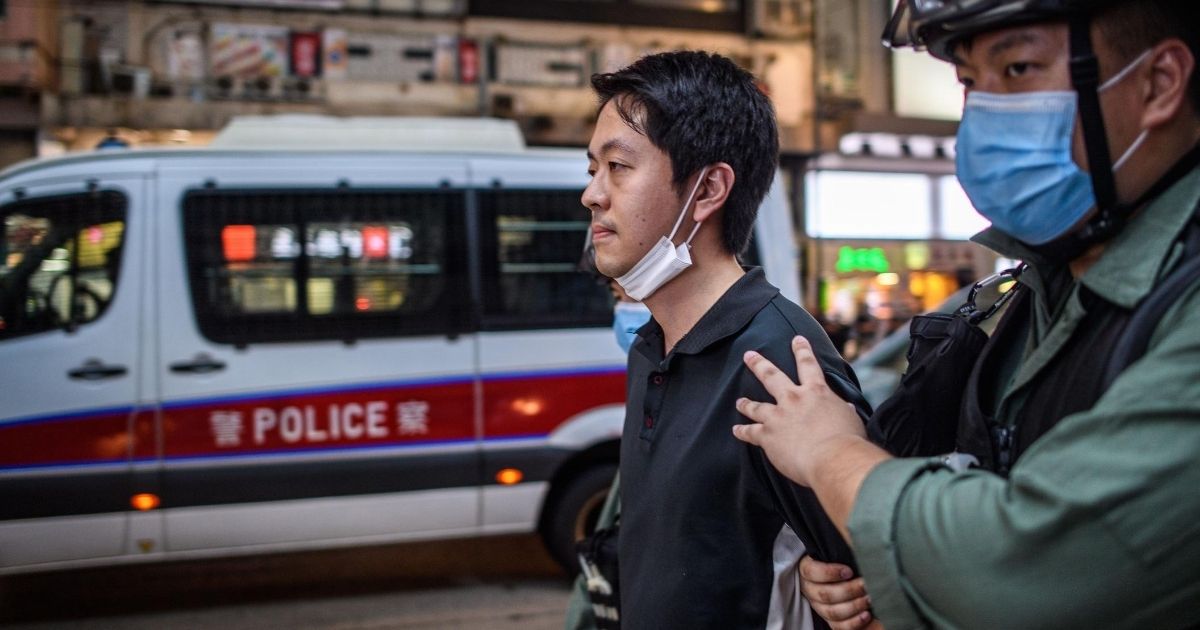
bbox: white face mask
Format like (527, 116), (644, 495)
(615, 167), (708, 301)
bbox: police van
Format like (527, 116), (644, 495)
(0, 116), (800, 575)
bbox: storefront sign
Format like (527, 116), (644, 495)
(835, 246), (890, 273)
(458, 38), (479, 84)
(345, 32), (438, 82)
(210, 24), (290, 79)
(323, 29), (349, 79)
(167, 32), (206, 81)
(291, 31), (322, 78)
(493, 42), (589, 87)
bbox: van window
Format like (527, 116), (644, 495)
(0, 191), (127, 340)
(183, 189), (470, 344)
(478, 190), (611, 330)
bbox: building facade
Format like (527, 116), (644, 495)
(0, 0), (1000, 354)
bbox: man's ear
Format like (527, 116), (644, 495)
(693, 162), (735, 223)
(1141, 39), (1195, 129)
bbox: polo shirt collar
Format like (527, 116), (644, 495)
(632, 268), (779, 368)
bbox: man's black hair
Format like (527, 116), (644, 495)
(591, 51), (779, 256)
(1097, 0), (1200, 113)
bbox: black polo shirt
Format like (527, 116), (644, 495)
(619, 268), (869, 630)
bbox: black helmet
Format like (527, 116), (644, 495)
(884, 0), (1162, 260)
(883, 0), (1124, 61)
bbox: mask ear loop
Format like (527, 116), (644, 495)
(1113, 131), (1150, 173)
(666, 166), (709, 248)
(1098, 48), (1154, 93)
(1099, 48), (1154, 174)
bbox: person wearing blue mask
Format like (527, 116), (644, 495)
(611, 298), (651, 354)
(732, 1), (1200, 628)
(578, 229), (655, 354)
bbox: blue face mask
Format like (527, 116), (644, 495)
(955, 50), (1152, 246)
(613, 301), (652, 354)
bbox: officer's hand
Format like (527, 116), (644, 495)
(799, 555), (877, 630)
(733, 336), (867, 486)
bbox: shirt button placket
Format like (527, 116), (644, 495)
(641, 372), (665, 440)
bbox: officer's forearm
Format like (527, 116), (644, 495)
(806, 434), (891, 542)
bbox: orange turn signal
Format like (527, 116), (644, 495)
(510, 398), (545, 416)
(495, 468), (524, 485)
(131, 493), (160, 511)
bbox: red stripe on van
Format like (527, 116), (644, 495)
(0, 370), (626, 468)
(133, 407), (156, 460)
(0, 411), (132, 468)
(484, 371), (625, 438)
(162, 381), (478, 457)
(161, 370), (624, 457)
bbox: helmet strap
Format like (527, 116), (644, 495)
(1028, 14), (1126, 263)
(1069, 13), (1122, 239)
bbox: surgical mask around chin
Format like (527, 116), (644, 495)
(955, 49), (1153, 246)
(613, 301), (652, 353)
(615, 167), (708, 301)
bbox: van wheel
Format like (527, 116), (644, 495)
(540, 463), (617, 574)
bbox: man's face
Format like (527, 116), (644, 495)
(583, 100), (687, 279)
(954, 23), (1086, 165)
(953, 22), (1141, 172)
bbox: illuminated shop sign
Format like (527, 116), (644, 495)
(805, 170), (932, 239)
(221, 224), (415, 262)
(805, 170), (991, 240)
(222, 225), (257, 262)
(835, 246), (890, 273)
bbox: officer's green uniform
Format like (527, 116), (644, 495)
(851, 166), (1200, 629)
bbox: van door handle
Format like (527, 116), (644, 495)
(68, 359), (128, 381)
(169, 354), (227, 374)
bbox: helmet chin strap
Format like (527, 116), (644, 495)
(1028, 13), (1123, 264)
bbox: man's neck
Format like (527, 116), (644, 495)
(1068, 242), (1107, 278)
(644, 253), (745, 355)
(1070, 129), (1200, 276)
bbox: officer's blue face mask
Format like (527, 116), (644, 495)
(613, 301), (652, 354)
(955, 49), (1153, 246)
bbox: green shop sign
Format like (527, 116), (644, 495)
(835, 246), (890, 273)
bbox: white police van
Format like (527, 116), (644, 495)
(0, 116), (800, 575)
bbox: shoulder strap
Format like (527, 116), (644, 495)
(1102, 202), (1200, 389)
(956, 283), (1032, 474)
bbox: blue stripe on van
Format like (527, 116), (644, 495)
(164, 436), (482, 464)
(0, 459), (150, 474)
(0, 404), (149, 429)
(0, 435), (553, 475)
(163, 433), (553, 465)
(480, 365), (626, 383)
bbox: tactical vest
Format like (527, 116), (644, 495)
(958, 203), (1200, 477)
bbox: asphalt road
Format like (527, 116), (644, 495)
(0, 534), (575, 629)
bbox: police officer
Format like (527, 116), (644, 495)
(732, 0), (1200, 628)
